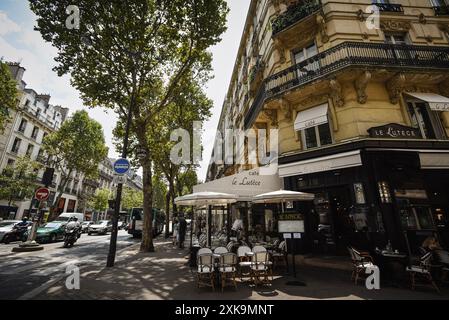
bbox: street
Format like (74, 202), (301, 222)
(0, 230), (137, 300)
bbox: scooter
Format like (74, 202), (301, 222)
(3, 226), (29, 244)
(63, 224), (81, 248)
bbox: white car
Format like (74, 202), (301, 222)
(0, 220), (21, 243)
(88, 220), (112, 235)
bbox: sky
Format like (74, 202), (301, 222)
(0, 0), (250, 182)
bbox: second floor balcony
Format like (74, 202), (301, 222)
(272, 0), (322, 37)
(245, 42), (449, 129)
(374, 2), (404, 13)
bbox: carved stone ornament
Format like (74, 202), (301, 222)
(354, 71), (372, 104)
(419, 13), (426, 24)
(380, 20), (412, 32)
(329, 79), (345, 107)
(263, 109), (278, 127)
(356, 9), (365, 22)
(386, 73), (406, 104)
(274, 38), (286, 64)
(316, 14), (329, 43)
(278, 98), (292, 120)
(297, 94), (329, 109)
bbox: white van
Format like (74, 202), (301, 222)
(56, 212), (84, 222)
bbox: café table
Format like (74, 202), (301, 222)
(375, 250), (409, 287)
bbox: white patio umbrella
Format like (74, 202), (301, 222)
(175, 191), (238, 206)
(175, 192), (238, 248)
(252, 189), (315, 204)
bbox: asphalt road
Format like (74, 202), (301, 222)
(0, 230), (138, 300)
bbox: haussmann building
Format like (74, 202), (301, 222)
(201, 0), (449, 255)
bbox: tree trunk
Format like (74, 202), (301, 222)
(140, 157), (154, 252)
(48, 170), (71, 221)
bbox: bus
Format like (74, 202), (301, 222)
(128, 207), (165, 238)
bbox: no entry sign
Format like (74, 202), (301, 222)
(35, 187), (50, 201)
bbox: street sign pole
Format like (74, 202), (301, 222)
(107, 114), (133, 268)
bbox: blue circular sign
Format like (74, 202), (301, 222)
(114, 158), (130, 175)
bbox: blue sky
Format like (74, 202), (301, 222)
(0, 0), (250, 181)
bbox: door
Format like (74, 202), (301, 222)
(384, 33), (411, 62)
(329, 188), (354, 255)
(294, 43), (319, 80)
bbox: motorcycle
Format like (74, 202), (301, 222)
(3, 225), (30, 244)
(63, 224), (81, 248)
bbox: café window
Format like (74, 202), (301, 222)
(407, 101), (446, 139)
(294, 103), (333, 150)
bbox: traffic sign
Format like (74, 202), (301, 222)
(113, 158), (130, 175)
(113, 174), (127, 185)
(35, 187), (50, 201)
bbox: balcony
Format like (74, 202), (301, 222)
(244, 42), (449, 129)
(249, 58), (265, 92)
(271, 0), (322, 36)
(374, 3), (403, 13)
(433, 5), (449, 16)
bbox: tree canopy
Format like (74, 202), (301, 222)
(42, 110), (108, 218)
(0, 61), (19, 133)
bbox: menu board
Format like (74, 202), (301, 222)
(278, 220), (305, 233)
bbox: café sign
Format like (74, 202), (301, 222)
(368, 123), (421, 139)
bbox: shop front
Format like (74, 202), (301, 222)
(280, 139), (449, 256)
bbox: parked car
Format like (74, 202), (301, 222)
(56, 212), (84, 222)
(88, 220), (112, 235)
(0, 220), (31, 244)
(36, 222), (66, 243)
(81, 221), (94, 233)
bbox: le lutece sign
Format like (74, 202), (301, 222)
(368, 123), (421, 139)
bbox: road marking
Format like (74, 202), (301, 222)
(16, 242), (140, 300)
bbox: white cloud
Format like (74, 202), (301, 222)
(0, 11), (21, 35)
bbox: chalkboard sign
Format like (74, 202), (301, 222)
(278, 220), (304, 233)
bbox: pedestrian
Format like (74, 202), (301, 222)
(178, 214), (187, 249)
(172, 218), (179, 246)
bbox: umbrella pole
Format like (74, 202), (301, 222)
(207, 205), (212, 248)
(226, 204), (231, 244)
(190, 206), (194, 249)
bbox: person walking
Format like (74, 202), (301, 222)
(172, 218), (179, 246)
(178, 215), (187, 249)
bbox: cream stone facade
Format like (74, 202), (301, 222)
(205, 0), (449, 255)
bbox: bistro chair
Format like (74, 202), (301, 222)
(237, 246), (252, 281)
(434, 250), (449, 282)
(253, 245), (267, 253)
(406, 252), (440, 293)
(196, 253), (215, 291)
(226, 241), (235, 253)
(198, 248), (213, 256)
(348, 247), (375, 285)
(218, 253), (238, 292)
(271, 240), (288, 272)
(214, 246), (229, 254)
(250, 251), (271, 286)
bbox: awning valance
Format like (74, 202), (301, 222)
(294, 103), (329, 131)
(406, 92), (449, 111)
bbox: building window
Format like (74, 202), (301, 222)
(294, 104), (333, 150)
(407, 101), (446, 139)
(7, 159), (15, 167)
(11, 137), (21, 154)
(26, 144), (34, 157)
(31, 126), (39, 140)
(384, 33), (409, 45)
(18, 119), (27, 133)
(36, 109), (41, 117)
(293, 43), (319, 76)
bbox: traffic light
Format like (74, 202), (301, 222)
(42, 167), (55, 187)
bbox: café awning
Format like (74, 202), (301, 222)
(252, 189), (315, 204)
(294, 103), (329, 131)
(406, 92), (449, 111)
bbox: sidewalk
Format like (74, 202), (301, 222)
(34, 238), (449, 300)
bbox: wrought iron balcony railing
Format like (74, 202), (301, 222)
(433, 5), (449, 16)
(374, 2), (403, 13)
(271, 0), (322, 36)
(244, 42), (449, 129)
